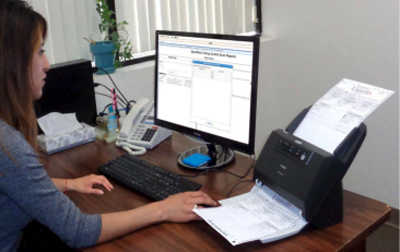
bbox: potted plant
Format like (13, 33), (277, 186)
(84, 0), (133, 74)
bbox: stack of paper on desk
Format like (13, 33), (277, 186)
(193, 184), (308, 246)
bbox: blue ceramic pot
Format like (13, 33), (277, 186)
(90, 41), (116, 74)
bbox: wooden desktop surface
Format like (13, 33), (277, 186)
(39, 133), (390, 252)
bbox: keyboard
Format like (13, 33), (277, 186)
(98, 154), (201, 201)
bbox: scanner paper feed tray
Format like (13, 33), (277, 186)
(193, 184), (307, 246)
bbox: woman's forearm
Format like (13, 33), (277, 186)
(98, 201), (165, 243)
(97, 191), (217, 244)
(51, 178), (67, 192)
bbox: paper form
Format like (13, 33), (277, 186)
(193, 185), (307, 246)
(293, 79), (394, 153)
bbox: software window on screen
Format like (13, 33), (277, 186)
(157, 35), (254, 144)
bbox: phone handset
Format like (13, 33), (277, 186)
(117, 98), (150, 155)
(119, 98), (150, 138)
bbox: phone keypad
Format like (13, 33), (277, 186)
(141, 128), (157, 142)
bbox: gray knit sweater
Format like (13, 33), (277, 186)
(0, 119), (101, 252)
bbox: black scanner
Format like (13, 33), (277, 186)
(253, 108), (366, 229)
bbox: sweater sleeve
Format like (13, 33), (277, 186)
(0, 130), (102, 249)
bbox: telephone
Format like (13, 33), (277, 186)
(116, 98), (171, 155)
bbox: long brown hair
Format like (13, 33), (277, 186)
(0, 0), (47, 152)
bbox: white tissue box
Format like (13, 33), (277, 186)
(38, 123), (95, 155)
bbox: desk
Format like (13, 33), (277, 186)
(39, 133), (390, 252)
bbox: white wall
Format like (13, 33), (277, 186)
(259, 0), (399, 208)
(94, 0), (399, 208)
(93, 62), (155, 114)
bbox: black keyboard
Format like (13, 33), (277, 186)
(98, 154), (201, 201)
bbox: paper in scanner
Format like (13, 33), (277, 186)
(293, 78), (394, 153)
(194, 183), (308, 246)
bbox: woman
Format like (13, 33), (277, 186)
(0, 1), (217, 251)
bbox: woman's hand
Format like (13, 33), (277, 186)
(69, 174), (114, 195)
(158, 191), (217, 223)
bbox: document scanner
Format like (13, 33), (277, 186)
(253, 108), (366, 229)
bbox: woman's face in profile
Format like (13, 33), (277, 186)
(31, 37), (50, 100)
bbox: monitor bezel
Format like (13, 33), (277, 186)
(154, 30), (259, 155)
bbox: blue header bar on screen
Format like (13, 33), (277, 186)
(192, 61), (233, 69)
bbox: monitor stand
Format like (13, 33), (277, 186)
(177, 144), (235, 170)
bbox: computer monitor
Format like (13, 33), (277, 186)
(154, 31), (259, 169)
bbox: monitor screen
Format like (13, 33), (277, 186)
(154, 31), (259, 155)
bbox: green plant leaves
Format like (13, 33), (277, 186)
(92, 0), (133, 68)
(110, 31), (119, 42)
